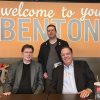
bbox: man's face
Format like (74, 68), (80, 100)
(61, 48), (73, 66)
(47, 26), (56, 39)
(22, 48), (33, 62)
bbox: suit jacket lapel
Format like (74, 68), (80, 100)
(73, 61), (79, 91)
(30, 61), (36, 87)
(16, 61), (23, 86)
(60, 65), (64, 93)
(16, 60), (36, 88)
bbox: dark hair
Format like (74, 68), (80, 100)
(21, 44), (34, 53)
(47, 24), (57, 31)
(60, 46), (73, 54)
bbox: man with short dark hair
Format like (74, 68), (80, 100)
(3, 44), (44, 95)
(38, 24), (69, 93)
(49, 46), (96, 98)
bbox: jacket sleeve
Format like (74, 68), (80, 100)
(38, 44), (47, 73)
(60, 39), (69, 47)
(64, 41), (69, 47)
(38, 44), (43, 64)
(3, 64), (15, 92)
(84, 61), (96, 93)
(48, 68), (58, 94)
(34, 64), (44, 94)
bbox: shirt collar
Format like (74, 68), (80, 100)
(64, 61), (73, 69)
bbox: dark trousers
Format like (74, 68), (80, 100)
(44, 79), (52, 93)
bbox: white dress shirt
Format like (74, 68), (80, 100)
(62, 61), (78, 94)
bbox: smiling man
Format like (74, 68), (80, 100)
(49, 46), (96, 98)
(3, 44), (44, 95)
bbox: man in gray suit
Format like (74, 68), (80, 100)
(3, 44), (44, 95)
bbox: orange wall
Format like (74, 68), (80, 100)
(0, 1), (100, 57)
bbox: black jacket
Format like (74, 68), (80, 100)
(38, 38), (69, 73)
(49, 60), (96, 94)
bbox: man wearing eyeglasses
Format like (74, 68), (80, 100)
(3, 44), (44, 95)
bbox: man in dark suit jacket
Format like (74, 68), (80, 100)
(49, 46), (96, 98)
(3, 44), (44, 95)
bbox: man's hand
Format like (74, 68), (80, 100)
(78, 88), (92, 98)
(43, 72), (48, 79)
(3, 92), (11, 96)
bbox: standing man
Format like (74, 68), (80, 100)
(3, 44), (44, 95)
(49, 46), (96, 98)
(38, 24), (69, 93)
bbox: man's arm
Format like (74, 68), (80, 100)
(84, 61), (96, 92)
(3, 64), (15, 95)
(34, 64), (44, 94)
(38, 44), (48, 79)
(78, 61), (96, 98)
(38, 44), (44, 66)
(48, 68), (58, 94)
